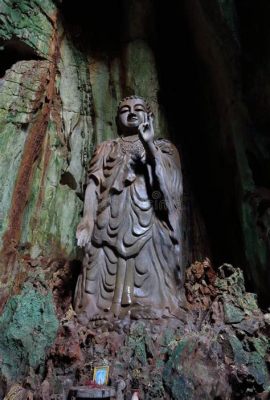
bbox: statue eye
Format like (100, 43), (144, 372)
(135, 107), (145, 112)
(119, 107), (129, 114)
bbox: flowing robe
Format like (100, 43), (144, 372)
(75, 137), (184, 320)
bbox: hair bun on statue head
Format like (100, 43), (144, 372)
(117, 95), (153, 116)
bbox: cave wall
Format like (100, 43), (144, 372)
(0, 0), (175, 261)
(0, 0), (269, 392)
(152, 0), (270, 305)
(180, 0), (270, 305)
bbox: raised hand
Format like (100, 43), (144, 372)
(138, 113), (154, 145)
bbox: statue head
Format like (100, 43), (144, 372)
(116, 95), (153, 136)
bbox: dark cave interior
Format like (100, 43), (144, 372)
(0, 39), (42, 78)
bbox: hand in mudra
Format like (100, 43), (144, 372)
(76, 217), (94, 247)
(138, 113), (154, 145)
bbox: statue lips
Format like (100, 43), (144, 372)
(127, 115), (139, 126)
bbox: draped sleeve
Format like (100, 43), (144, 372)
(154, 139), (183, 245)
(87, 140), (112, 185)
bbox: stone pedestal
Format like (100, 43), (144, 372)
(68, 386), (116, 399)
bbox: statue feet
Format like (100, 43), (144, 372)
(129, 305), (161, 320)
(90, 311), (115, 321)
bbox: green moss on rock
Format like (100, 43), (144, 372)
(0, 282), (58, 383)
(0, 60), (50, 248)
(0, 0), (56, 58)
(223, 301), (245, 323)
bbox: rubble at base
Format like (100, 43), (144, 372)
(2, 260), (269, 400)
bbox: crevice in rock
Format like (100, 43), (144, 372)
(60, 171), (77, 191)
(0, 39), (43, 78)
(60, 0), (124, 54)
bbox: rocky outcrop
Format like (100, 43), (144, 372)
(11, 262), (267, 400)
(164, 262), (270, 399)
(0, 280), (58, 394)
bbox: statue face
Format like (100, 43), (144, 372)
(118, 98), (147, 134)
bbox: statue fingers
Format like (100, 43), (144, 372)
(77, 221), (86, 233)
(143, 111), (148, 124)
(77, 228), (91, 247)
(77, 231), (85, 247)
(138, 123), (145, 139)
(149, 114), (154, 131)
(77, 236), (84, 247)
(138, 122), (144, 132)
(144, 123), (150, 131)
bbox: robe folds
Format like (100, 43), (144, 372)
(75, 137), (184, 320)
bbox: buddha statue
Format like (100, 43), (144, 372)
(74, 96), (185, 323)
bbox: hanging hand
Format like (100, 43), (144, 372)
(76, 217), (94, 247)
